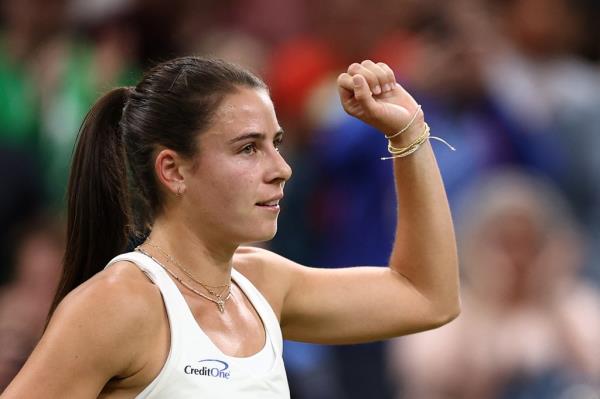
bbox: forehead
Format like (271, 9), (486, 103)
(207, 87), (279, 138)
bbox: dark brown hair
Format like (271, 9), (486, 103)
(48, 57), (266, 318)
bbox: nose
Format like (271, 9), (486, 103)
(266, 148), (292, 184)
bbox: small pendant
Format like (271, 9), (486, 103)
(217, 300), (225, 313)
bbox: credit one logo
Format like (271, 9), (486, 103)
(184, 359), (231, 379)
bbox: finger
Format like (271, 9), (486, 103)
(377, 62), (397, 91)
(360, 60), (390, 93)
(351, 74), (377, 112)
(337, 72), (354, 91)
(347, 63), (381, 95)
(337, 72), (354, 102)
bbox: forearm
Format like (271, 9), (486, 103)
(335, 61), (460, 320)
(388, 119), (460, 316)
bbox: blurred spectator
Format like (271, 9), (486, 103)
(402, 1), (568, 206)
(0, 0), (56, 283)
(388, 170), (600, 399)
(303, 0), (403, 64)
(0, 0), (67, 150)
(34, 0), (141, 208)
(0, 149), (45, 285)
(0, 217), (64, 391)
(482, 0), (600, 280)
(189, 30), (270, 77)
(229, 0), (305, 46)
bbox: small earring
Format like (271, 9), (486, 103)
(176, 185), (184, 197)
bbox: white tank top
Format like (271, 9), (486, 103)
(106, 251), (290, 398)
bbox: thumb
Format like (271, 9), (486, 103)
(352, 74), (377, 112)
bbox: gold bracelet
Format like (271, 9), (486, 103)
(381, 123), (430, 160)
(384, 105), (422, 139)
(388, 123), (429, 152)
(381, 122), (457, 161)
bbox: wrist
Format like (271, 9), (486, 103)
(383, 105), (425, 141)
(380, 106), (456, 160)
(387, 118), (426, 147)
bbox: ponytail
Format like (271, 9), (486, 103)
(48, 87), (131, 319)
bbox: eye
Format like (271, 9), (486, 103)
(274, 137), (283, 151)
(241, 143), (257, 155)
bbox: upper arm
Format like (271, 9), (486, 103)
(282, 264), (451, 344)
(1, 262), (162, 398)
(235, 247), (457, 345)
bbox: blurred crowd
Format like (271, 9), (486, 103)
(1, 0), (599, 397)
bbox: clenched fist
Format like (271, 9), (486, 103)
(337, 60), (424, 140)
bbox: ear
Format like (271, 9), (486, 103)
(155, 148), (187, 197)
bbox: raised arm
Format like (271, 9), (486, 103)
(237, 60), (460, 344)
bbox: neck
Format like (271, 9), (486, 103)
(145, 216), (237, 286)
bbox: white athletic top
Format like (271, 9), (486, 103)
(106, 251), (290, 398)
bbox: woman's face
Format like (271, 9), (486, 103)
(180, 86), (292, 245)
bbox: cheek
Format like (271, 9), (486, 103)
(195, 161), (258, 208)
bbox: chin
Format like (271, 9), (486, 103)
(239, 223), (278, 244)
(257, 227), (278, 242)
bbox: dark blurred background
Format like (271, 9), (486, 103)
(1, 0), (599, 397)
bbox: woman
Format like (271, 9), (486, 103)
(1, 57), (460, 398)
(389, 170), (600, 398)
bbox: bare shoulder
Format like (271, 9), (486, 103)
(233, 246), (302, 318)
(2, 261), (167, 398)
(57, 260), (163, 333)
(48, 260), (165, 372)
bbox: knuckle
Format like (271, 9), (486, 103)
(377, 63), (394, 78)
(361, 69), (375, 80)
(361, 59), (375, 67)
(348, 63), (362, 73)
(376, 61), (389, 69)
(377, 61), (390, 70)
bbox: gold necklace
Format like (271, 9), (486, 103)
(144, 240), (231, 301)
(135, 246), (231, 313)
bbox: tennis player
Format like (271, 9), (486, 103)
(1, 57), (460, 398)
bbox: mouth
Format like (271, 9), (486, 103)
(256, 195), (283, 211)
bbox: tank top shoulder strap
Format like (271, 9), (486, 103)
(107, 251), (183, 303)
(231, 269), (283, 355)
(106, 251), (194, 321)
(105, 251), (187, 396)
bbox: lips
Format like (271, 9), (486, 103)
(256, 195), (283, 207)
(256, 199), (280, 206)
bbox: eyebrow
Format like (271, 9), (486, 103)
(228, 129), (284, 144)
